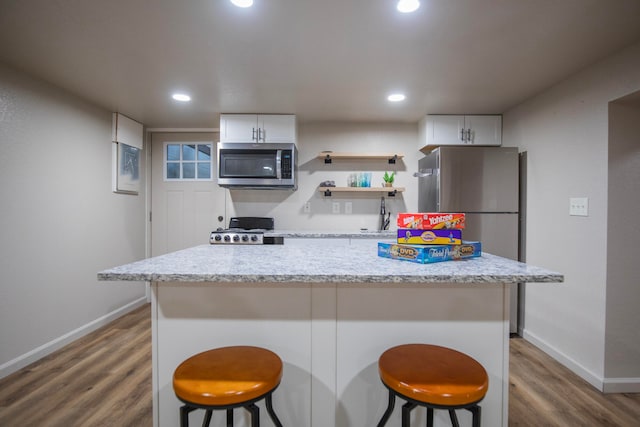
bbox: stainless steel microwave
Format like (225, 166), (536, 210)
(217, 142), (297, 189)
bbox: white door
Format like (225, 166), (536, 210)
(151, 132), (227, 256)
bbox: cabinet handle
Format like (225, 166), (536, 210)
(259, 128), (265, 142)
(252, 128), (257, 141)
(460, 128), (465, 141)
(466, 129), (472, 142)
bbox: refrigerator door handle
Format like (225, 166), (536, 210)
(413, 168), (434, 178)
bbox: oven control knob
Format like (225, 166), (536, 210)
(224, 235), (231, 242)
(251, 235), (259, 242)
(214, 234), (222, 242)
(233, 235), (240, 242)
(242, 235), (249, 242)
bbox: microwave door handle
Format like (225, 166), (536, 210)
(276, 150), (282, 179)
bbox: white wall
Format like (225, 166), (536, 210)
(227, 121), (420, 231)
(0, 63), (147, 377)
(503, 41), (640, 390)
(605, 95), (640, 388)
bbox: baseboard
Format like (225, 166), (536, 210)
(0, 297), (147, 380)
(603, 378), (640, 393)
(522, 329), (604, 391)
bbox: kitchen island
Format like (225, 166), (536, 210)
(98, 238), (562, 427)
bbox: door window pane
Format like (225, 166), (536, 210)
(197, 144), (211, 161)
(165, 142), (213, 181)
(167, 144), (180, 161)
(182, 163), (195, 179)
(183, 144), (196, 161)
(167, 162), (180, 179)
(198, 162), (211, 179)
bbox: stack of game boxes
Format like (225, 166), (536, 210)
(377, 213), (482, 264)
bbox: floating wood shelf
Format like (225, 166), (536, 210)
(317, 152), (404, 164)
(318, 187), (405, 197)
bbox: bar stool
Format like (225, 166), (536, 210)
(173, 345), (284, 427)
(376, 344), (488, 427)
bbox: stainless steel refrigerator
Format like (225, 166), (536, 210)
(418, 146), (520, 333)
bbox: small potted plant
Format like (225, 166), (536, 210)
(383, 171), (395, 187)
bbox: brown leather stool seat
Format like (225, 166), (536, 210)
(376, 344), (488, 427)
(173, 346), (283, 427)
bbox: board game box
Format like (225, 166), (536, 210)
(378, 241), (481, 264)
(396, 213), (465, 230)
(397, 228), (462, 245)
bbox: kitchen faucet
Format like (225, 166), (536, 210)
(379, 197), (391, 231)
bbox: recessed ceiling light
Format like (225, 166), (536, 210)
(172, 93), (191, 102)
(231, 0), (253, 7)
(388, 94), (406, 102)
(397, 0), (420, 13)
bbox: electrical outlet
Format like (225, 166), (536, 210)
(303, 202), (311, 213)
(332, 202), (340, 214)
(569, 197), (589, 216)
(345, 201), (353, 214)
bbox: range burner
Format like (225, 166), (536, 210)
(209, 217), (282, 245)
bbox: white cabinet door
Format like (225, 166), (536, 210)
(259, 114), (297, 143)
(421, 115), (502, 148)
(466, 115), (502, 146)
(220, 114), (260, 142)
(423, 115), (466, 146)
(220, 114), (296, 143)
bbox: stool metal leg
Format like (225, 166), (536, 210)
(426, 407), (434, 427)
(180, 405), (196, 427)
(180, 405), (188, 427)
(402, 402), (417, 427)
(376, 389), (396, 427)
(226, 408), (233, 427)
(265, 393), (283, 427)
(467, 405), (481, 427)
(246, 403), (260, 427)
(202, 409), (212, 427)
(448, 409), (460, 427)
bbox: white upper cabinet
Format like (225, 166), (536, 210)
(220, 114), (297, 143)
(420, 115), (502, 151)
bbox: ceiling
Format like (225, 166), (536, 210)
(2, 0), (640, 128)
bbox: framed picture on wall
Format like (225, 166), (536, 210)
(111, 112), (143, 195)
(112, 142), (141, 194)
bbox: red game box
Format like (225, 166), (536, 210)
(396, 213), (465, 230)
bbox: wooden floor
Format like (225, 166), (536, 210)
(1, 304), (639, 426)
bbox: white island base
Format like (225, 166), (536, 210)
(151, 281), (509, 427)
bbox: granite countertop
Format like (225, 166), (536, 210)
(265, 230), (395, 239)
(98, 239), (563, 284)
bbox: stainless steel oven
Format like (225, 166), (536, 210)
(217, 142), (297, 189)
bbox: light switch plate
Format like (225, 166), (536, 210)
(332, 202), (340, 214)
(569, 197), (589, 216)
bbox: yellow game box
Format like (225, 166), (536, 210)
(397, 229), (462, 245)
